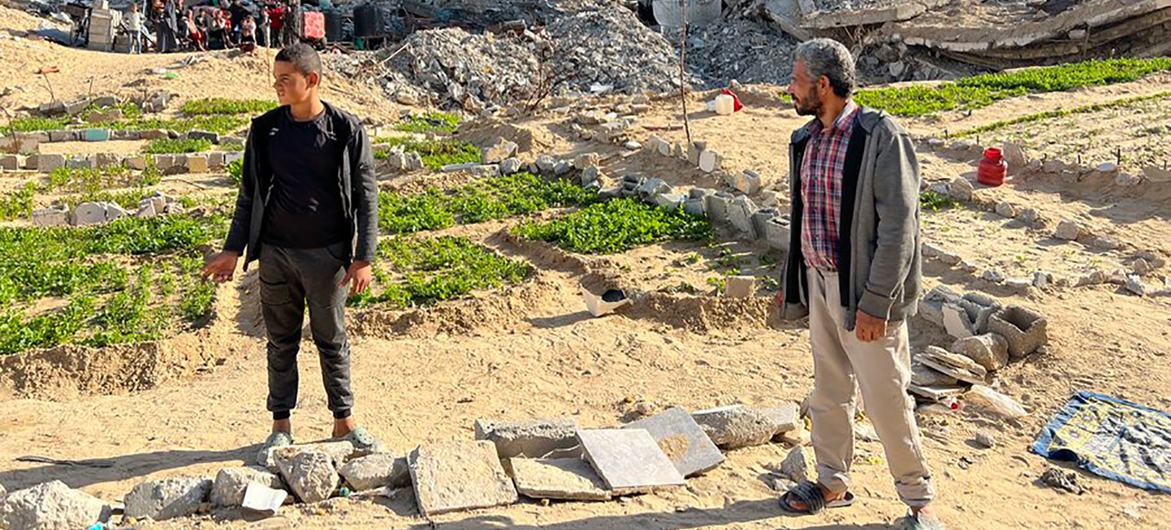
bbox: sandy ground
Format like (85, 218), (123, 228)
(1, 5), (1170, 530)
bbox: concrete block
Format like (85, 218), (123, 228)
(942, 302), (977, 339)
(185, 155), (209, 173)
(93, 153), (120, 168)
(698, 150), (722, 173)
(408, 440), (518, 517)
(727, 170), (762, 194)
(762, 215), (791, 251)
(82, 129), (111, 142)
(507, 458), (611, 501)
(210, 467), (284, 507)
(704, 192), (734, 224)
(104, 203), (128, 221)
(622, 407), (724, 477)
(473, 418), (579, 459)
(577, 429), (685, 495)
(124, 477), (212, 521)
(225, 152), (244, 165)
(31, 206), (70, 227)
(441, 162), (481, 173)
(23, 155), (38, 170)
(691, 403), (798, 450)
(36, 153), (66, 172)
(728, 196), (758, 238)
(139, 129), (169, 140)
(986, 306), (1048, 360)
(207, 152), (226, 169)
(724, 276), (756, 299)
(136, 199), (158, 218)
(0, 155), (24, 171)
(338, 453), (410, 491)
(91, 96), (117, 108)
(187, 130), (220, 143)
(682, 198), (705, 216)
(48, 129), (78, 142)
(2, 134), (40, 153)
(689, 187), (716, 199)
(112, 129), (141, 141)
(652, 192), (685, 211)
(125, 156), (148, 171)
(751, 208), (781, 241)
(72, 202), (107, 225)
(152, 154), (175, 169)
(635, 177), (671, 201)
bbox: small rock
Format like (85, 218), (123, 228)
(779, 446), (815, 483)
(950, 334), (1009, 372)
(1054, 220), (1081, 241)
(994, 201), (1016, 218)
(211, 467), (284, 508)
(338, 454), (410, 491)
(947, 177), (974, 201)
(482, 138), (519, 164)
(1096, 162), (1118, 173)
(1115, 172), (1142, 187)
(500, 157), (523, 175)
(1125, 275), (1147, 297)
(1131, 258), (1151, 276)
(1040, 468), (1084, 495)
(275, 450), (340, 504)
(974, 431), (996, 449)
(624, 140), (641, 150)
(124, 477), (212, 521)
(0, 481), (110, 530)
(982, 269), (1005, 284)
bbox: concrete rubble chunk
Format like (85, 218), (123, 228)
(942, 302), (977, 339)
(409, 440), (518, 517)
(574, 152), (601, 170)
(577, 429), (685, 495)
(124, 476), (212, 521)
(500, 157), (523, 175)
(652, 192), (686, 211)
(210, 467), (284, 507)
(441, 162), (481, 173)
(482, 137), (519, 164)
(698, 150), (722, 173)
(474, 418), (579, 459)
(918, 345), (987, 386)
(751, 208), (781, 241)
(704, 192), (734, 224)
(31, 206), (70, 227)
(779, 446), (815, 483)
(1126, 275), (1147, 296)
(691, 403), (799, 450)
(0, 480), (111, 530)
(622, 406), (725, 477)
(762, 215), (791, 251)
(71, 202), (108, 226)
(724, 276), (756, 299)
(911, 359), (959, 387)
(682, 198), (706, 216)
(187, 130), (220, 143)
(338, 453), (410, 491)
(986, 306), (1048, 360)
(185, 154), (209, 174)
(265, 441), (356, 472)
(241, 483), (287, 517)
(728, 195), (758, 238)
(535, 154), (557, 174)
(908, 383), (967, 401)
(1054, 220), (1081, 241)
(36, 154), (67, 173)
(950, 334), (1009, 372)
(947, 177), (974, 201)
(275, 450), (339, 504)
(726, 169), (762, 194)
(507, 458), (612, 501)
(635, 177), (671, 200)
(995, 201), (1017, 218)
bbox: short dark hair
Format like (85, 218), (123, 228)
(794, 38), (856, 98)
(275, 43), (322, 78)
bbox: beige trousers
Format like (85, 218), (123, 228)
(806, 268), (935, 508)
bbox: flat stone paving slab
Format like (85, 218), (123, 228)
(408, 440), (518, 517)
(577, 429), (685, 495)
(622, 406), (725, 477)
(507, 458), (611, 501)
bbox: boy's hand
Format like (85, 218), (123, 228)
(201, 251), (240, 283)
(341, 260), (373, 295)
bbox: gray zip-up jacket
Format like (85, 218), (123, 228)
(780, 105), (922, 331)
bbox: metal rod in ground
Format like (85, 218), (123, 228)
(678, 0), (691, 147)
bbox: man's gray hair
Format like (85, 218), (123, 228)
(794, 38), (857, 98)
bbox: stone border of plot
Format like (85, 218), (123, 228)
(914, 137), (1170, 296)
(0, 150), (243, 175)
(1, 128), (240, 155)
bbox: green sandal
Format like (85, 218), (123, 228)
(256, 431), (294, 466)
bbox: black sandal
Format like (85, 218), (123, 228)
(779, 480), (856, 515)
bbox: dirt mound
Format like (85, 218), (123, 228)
(455, 118), (548, 153)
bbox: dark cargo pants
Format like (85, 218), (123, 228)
(259, 241), (353, 420)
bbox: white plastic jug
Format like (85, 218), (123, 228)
(714, 94), (735, 115)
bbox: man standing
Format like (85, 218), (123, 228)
(125, 3), (144, 54)
(202, 44), (382, 463)
(776, 39), (943, 530)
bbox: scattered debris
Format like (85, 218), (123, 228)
(1040, 468), (1085, 495)
(408, 440), (519, 517)
(577, 428), (686, 495)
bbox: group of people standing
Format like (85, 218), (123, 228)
(122, 0), (304, 54)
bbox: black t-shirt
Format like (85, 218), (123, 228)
(261, 108), (347, 249)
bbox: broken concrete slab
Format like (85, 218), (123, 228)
(264, 441), (357, 471)
(31, 206), (70, 227)
(0, 480), (111, 530)
(698, 150), (722, 173)
(986, 305), (1048, 360)
(36, 154), (67, 173)
(635, 177), (672, 200)
(911, 359), (960, 387)
(704, 192), (734, 224)
(124, 476), (212, 521)
(483, 138), (520, 164)
(908, 383), (967, 401)
(950, 334), (1009, 372)
(577, 429), (685, 495)
(652, 192), (686, 211)
(761, 0), (815, 41)
(942, 302), (977, 339)
(409, 440), (518, 517)
(210, 467), (285, 508)
(241, 483), (287, 517)
(474, 418), (579, 459)
(691, 403), (799, 450)
(727, 195), (758, 238)
(918, 346), (987, 386)
(724, 276), (756, 299)
(507, 458), (611, 501)
(72, 202), (108, 226)
(338, 453), (410, 491)
(622, 406), (725, 477)
(275, 450), (339, 504)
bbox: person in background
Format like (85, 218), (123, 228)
(162, 0), (179, 52)
(283, 1), (301, 46)
(186, 9), (206, 51)
(240, 15), (257, 51)
(258, 7), (271, 47)
(151, 0), (167, 53)
(125, 3), (144, 54)
(269, 2), (285, 48)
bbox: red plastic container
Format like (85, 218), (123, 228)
(978, 147), (1007, 186)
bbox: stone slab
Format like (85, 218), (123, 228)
(82, 129), (111, 142)
(474, 418), (579, 459)
(577, 429), (685, 495)
(761, 0), (815, 41)
(507, 458), (612, 501)
(622, 406), (724, 477)
(908, 384), (967, 401)
(724, 276), (756, 299)
(691, 403), (798, 450)
(409, 440), (518, 517)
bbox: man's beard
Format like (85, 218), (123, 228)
(794, 93), (821, 117)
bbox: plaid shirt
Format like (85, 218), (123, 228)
(800, 102), (859, 271)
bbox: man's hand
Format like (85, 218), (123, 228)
(340, 260), (373, 296)
(856, 310), (888, 342)
(201, 251), (239, 283)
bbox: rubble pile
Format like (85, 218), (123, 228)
(678, 16), (799, 87)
